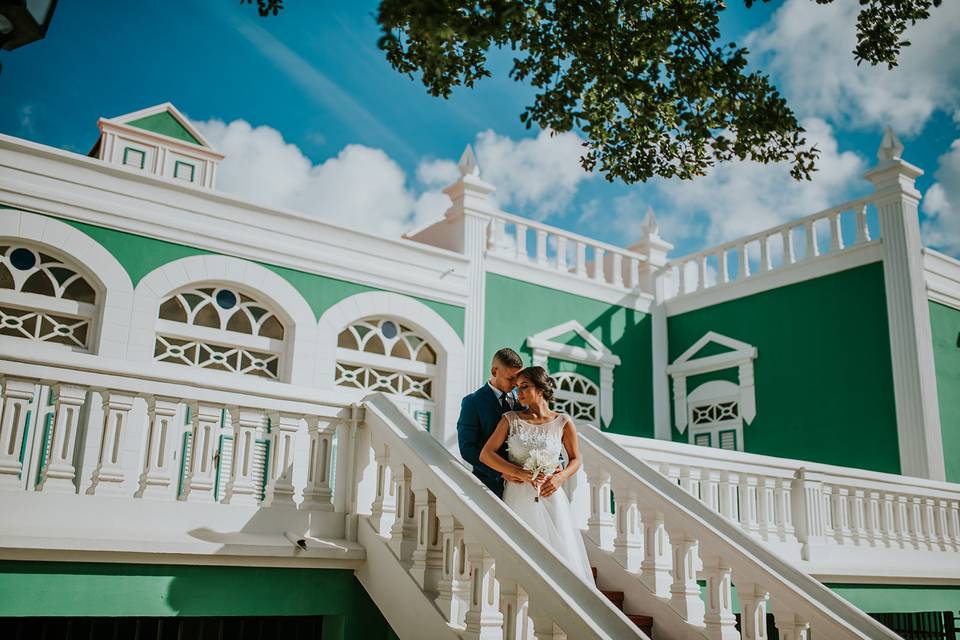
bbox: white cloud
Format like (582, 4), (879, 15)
(746, 0), (960, 135)
(473, 129), (591, 218)
(922, 139), (960, 256)
(615, 118), (865, 248)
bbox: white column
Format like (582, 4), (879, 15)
(263, 411), (300, 507)
(613, 491), (643, 572)
(0, 378), (36, 487)
(586, 470), (615, 550)
(223, 407), (264, 505)
(702, 555), (739, 640)
(865, 129), (945, 480)
(180, 402), (220, 502)
(136, 396), (178, 499)
(463, 541), (503, 639)
(667, 529), (705, 624)
(36, 384), (86, 493)
(87, 390), (135, 495)
(435, 509), (469, 627)
(301, 416), (335, 510)
(410, 486), (442, 592)
(639, 508), (672, 596)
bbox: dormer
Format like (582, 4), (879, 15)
(88, 103), (224, 188)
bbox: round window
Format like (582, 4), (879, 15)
(380, 320), (398, 339)
(215, 289), (238, 310)
(9, 248), (37, 271)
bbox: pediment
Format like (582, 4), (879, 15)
(104, 103), (213, 149)
(527, 320), (619, 365)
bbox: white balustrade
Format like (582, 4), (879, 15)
(662, 196), (880, 300)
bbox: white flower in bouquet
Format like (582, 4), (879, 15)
(522, 448), (561, 502)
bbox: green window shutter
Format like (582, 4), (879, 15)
(214, 435), (234, 502)
(694, 432), (712, 448)
(719, 430), (737, 451)
(177, 432), (192, 499)
(34, 390), (57, 488)
(253, 438), (270, 501)
(414, 410), (431, 432)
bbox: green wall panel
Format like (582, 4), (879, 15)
(127, 112), (203, 145)
(930, 301), (960, 483)
(826, 583), (960, 613)
(53, 216), (463, 337)
(0, 561), (392, 639)
(483, 273), (653, 437)
(667, 263), (900, 473)
(547, 357), (600, 385)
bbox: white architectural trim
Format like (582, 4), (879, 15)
(103, 102), (218, 150)
(0, 135), (470, 308)
(526, 320), (620, 427)
(924, 248), (960, 311)
(663, 241), (882, 317)
(0, 209), (133, 358)
(316, 291), (465, 452)
(131, 255), (317, 385)
(667, 331), (758, 433)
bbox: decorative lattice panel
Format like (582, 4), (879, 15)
(551, 372), (599, 422)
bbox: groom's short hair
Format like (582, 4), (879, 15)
(492, 347), (523, 369)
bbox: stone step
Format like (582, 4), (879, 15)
(592, 567), (653, 638)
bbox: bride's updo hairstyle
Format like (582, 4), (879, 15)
(518, 366), (557, 402)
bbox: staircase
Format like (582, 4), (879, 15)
(355, 394), (903, 639)
(593, 567), (655, 637)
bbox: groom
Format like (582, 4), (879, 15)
(457, 348), (527, 499)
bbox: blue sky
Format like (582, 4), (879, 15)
(2, 0), (958, 258)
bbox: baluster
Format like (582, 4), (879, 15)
(515, 224), (528, 262)
(639, 508), (671, 596)
(896, 495), (912, 549)
(829, 212), (844, 252)
(593, 247), (606, 282)
(178, 402), (220, 502)
(575, 241), (587, 277)
(667, 529), (705, 624)
(772, 610), (810, 640)
(881, 493), (898, 548)
(782, 227), (796, 264)
(793, 470), (825, 561)
(369, 444), (396, 536)
(222, 407), (264, 505)
(855, 204), (871, 243)
(136, 395), (178, 499)
(555, 236), (568, 272)
(389, 464), (417, 561)
(264, 411), (300, 507)
(820, 485), (836, 540)
(435, 509), (469, 627)
(775, 477), (795, 542)
(697, 255), (708, 290)
(702, 469), (722, 512)
(678, 466), (701, 500)
(677, 263), (686, 295)
(586, 470), (615, 550)
(611, 252), (624, 287)
(937, 499), (955, 551)
(410, 486), (442, 592)
(738, 243), (751, 280)
(910, 496), (927, 550)
(491, 218), (507, 254)
(718, 471), (740, 524)
(463, 541), (503, 639)
(498, 579), (530, 640)
(88, 390), (135, 496)
(831, 486), (853, 544)
(948, 500), (960, 551)
(863, 491), (880, 547)
(924, 497), (940, 550)
(535, 229), (548, 265)
(613, 490), (643, 572)
(701, 554), (739, 640)
(804, 220), (819, 259)
(627, 257), (640, 289)
(739, 583), (770, 640)
(0, 378), (35, 488)
(719, 249), (730, 284)
(849, 489), (868, 545)
(36, 384), (86, 493)
(738, 474), (760, 536)
(760, 235), (772, 272)
(301, 417), (336, 510)
(757, 477), (776, 541)
(528, 604), (566, 640)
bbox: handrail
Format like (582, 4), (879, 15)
(359, 394), (645, 639)
(577, 423), (901, 639)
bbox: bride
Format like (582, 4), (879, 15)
(479, 366), (594, 584)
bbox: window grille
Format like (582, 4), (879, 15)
(551, 372), (600, 423)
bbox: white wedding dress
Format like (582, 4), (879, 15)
(502, 411), (594, 584)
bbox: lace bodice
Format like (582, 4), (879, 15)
(504, 411), (567, 466)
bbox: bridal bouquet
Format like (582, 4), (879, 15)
(522, 448), (561, 502)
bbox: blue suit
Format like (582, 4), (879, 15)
(457, 384), (513, 499)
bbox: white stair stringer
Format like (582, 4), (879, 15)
(576, 423), (903, 640)
(356, 393), (646, 640)
(356, 514), (462, 639)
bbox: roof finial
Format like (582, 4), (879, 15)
(458, 144), (479, 177)
(641, 206), (659, 236)
(877, 125), (904, 163)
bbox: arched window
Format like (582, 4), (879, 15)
(154, 286), (286, 379)
(0, 244), (98, 351)
(551, 372), (600, 423)
(334, 318), (437, 429)
(687, 380), (742, 451)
